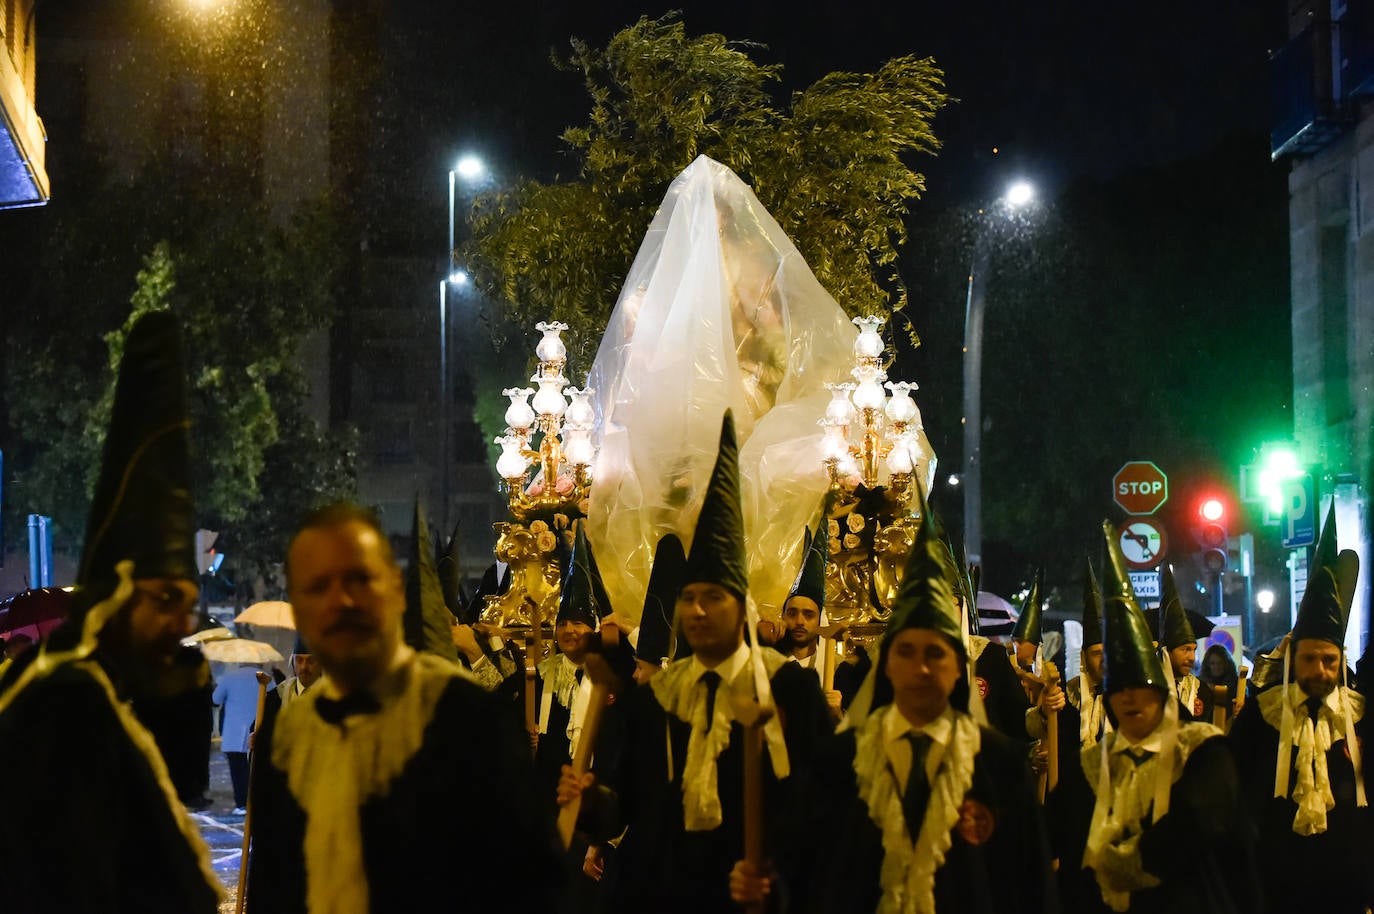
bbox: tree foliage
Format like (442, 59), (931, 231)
(464, 13), (950, 363)
(1, 150), (357, 589)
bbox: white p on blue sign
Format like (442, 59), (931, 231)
(1281, 474), (1316, 549)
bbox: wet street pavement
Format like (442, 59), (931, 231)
(190, 739), (248, 913)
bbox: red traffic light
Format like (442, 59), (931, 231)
(1200, 498), (1224, 522)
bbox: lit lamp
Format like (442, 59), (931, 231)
(495, 435), (529, 483)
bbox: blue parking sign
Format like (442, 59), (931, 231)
(1281, 474), (1316, 549)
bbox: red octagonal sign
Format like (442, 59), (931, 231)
(1113, 461), (1168, 515)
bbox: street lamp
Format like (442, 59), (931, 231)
(963, 179), (1036, 566)
(440, 154), (488, 532)
(1257, 588), (1275, 613)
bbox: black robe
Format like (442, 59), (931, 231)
(599, 660), (833, 913)
(1229, 693), (1374, 913)
(248, 671), (561, 913)
(1049, 728), (1258, 914)
(0, 658), (222, 913)
(805, 718), (1056, 914)
(975, 641), (1030, 742)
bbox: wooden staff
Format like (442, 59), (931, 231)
(525, 627), (540, 758)
(1212, 684), (1229, 730)
(730, 688), (776, 914)
(1040, 661), (1060, 801)
(235, 670), (273, 914)
(556, 653), (623, 849)
(819, 623), (846, 692)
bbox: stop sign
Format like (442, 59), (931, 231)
(1113, 461), (1168, 515)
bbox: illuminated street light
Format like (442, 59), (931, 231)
(1004, 180), (1035, 208)
(449, 269), (469, 287)
(1257, 588), (1275, 613)
(455, 154), (486, 182)
(1257, 445), (1303, 513)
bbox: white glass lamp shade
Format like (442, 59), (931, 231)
(824, 384), (858, 425)
(886, 436), (915, 476)
(534, 321), (569, 363)
(564, 427), (596, 468)
(851, 366), (887, 411)
(531, 375), (569, 418)
(502, 387), (536, 430)
(853, 316), (885, 360)
(564, 387), (596, 429)
(884, 382), (918, 424)
(819, 420), (849, 460)
(495, 436), (528, 480)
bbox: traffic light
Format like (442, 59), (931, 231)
(1196, 497), (1228, 573)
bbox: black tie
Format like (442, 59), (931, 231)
(315, 691), (381, 725)
(700, 671), (722, 732)
(902, 733), (933, 839)
(1126, 748), (1153, 767)
(575, 667), (585, 685)
(1306, 696), (1323, 723)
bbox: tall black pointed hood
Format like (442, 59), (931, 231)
(436, 522), (467, 619)
(868, 484), (967, 712)
(1101, 520), (1168, 695)
(966, 559), (982, 636)
(1081, 554), (1103, 649)
(638, 533), (687, 663)
(1157, 564), (1197, 649)
(684, 411), (749, 599)
(76, 311), (197, 616)
(403, 500), (458, 662)
(1012, 567), (1045, 645)
(558, 520), (611, 626)
(1291, 501), (1360, 648)
(786, 523), (828, 610)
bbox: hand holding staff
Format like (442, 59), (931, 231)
(1041, 661), (1061, 800)
(556, 653), (623, 849)
(729, 688), (776, 914)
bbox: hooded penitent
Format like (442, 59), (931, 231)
(786, 524), (828, 610)
(73, 311), (197, 626)
(1081, 554), (1104, 649)
(683, 411), (749, 600)
(1291, 501), (1359, 649)
(403, 500), (459, 663)
(638, 533), (687, 664)
(1269, 500), (1366, 832)
(1012, 567), (1045, 646)
(1157, 565), (1198, 650)
(436, 521), (467, 621)
(1100, 521), (1168, 697)
(557, 520), (611, 628)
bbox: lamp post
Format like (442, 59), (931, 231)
(440, 155), (486, 532)
(962, 180), (1035, 567)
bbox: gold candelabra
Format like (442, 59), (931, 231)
(482, 321), (598, 631)
(818, 316), (935, 627)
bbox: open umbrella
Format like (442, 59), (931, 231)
(0, 587), (74, 639)
(199, 638), (284, 664)
(182, 627), (235, 645)
(234, 601), (295, 629)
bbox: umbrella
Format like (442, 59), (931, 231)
(0, 587), (74, 635)
(976, 591), (1018, 636)
(234, 601), (295, 629)
(182, 627), (235, 645)
(199, 638), (284, 664)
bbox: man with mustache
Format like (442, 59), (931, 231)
(247, 502), (559, 913)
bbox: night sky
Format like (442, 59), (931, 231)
(410, 1), (1285, 208)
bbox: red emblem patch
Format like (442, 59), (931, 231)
(977, 677), (989, 699)
(956, 799), (996, 845)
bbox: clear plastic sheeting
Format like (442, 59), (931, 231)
(586, 155), (909, 622)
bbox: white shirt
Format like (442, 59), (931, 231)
(883, 703), (954, 791)
(1109, 723), (1165, 759)
(689, 641), (752, 689)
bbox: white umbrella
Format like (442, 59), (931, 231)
(199, 638), (284, 664)
(234, 601), (295, 629)
(182, 627), (234, 645)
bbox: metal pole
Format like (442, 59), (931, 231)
(962, 231), (990, 566)
(439, 280), (449, 534)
